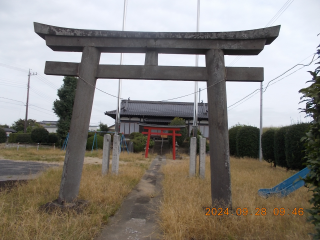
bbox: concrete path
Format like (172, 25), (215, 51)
(96, 156), (165, 240)
(0, 159), (59, 182)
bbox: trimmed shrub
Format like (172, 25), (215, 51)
(0, 128), (7, 143)
(8, 133), (17, 143)
(274, 127), (289, 168)
(8, 133), (32, 143)
(229, 124), (243, 156)
(261, 128), (277, 165)
(47, 133), (59, 144)
(131, 135), (154, 153)
(31, 128), (49, 143)
(168, 117), (187, 146)
(88, 132), (95, 139)
(236, 126), (259, 158)
(129, 132), (144, 139)
(285, 123), (310, 170)
(86, 135), (104, 150)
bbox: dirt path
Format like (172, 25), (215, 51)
(96, 156), (165, 240)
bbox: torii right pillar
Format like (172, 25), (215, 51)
(206, 49), (232, 208)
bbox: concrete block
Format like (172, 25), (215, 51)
(189, 137), (197, 177)
(102, 134), (111, 175)
(199, 137), (206, 179)
(112, 134), (120, 174)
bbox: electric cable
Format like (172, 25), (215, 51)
(228, 0), (294, 66)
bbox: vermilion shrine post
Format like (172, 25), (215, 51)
(34, 22), (280, 207)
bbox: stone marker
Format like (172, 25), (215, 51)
(102, 134), (111, 175)
(199, 136), (206, 179)
(189, 137), (197, 177)
(112, 134), (120, 174)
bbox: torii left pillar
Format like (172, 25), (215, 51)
(58, 46), (101, 204)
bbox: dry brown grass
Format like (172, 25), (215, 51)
(0, 152), (153, 240)
(0, 144), (66, 162)
(159, 156), (314, 240)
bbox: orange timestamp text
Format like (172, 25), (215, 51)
(204, 207), (304, 216)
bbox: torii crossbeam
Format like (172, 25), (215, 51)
(34, 22), (280, 207)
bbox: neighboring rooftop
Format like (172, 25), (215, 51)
(105, 100), (208, 120)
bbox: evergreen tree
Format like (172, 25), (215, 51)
(299, 45), (320, 239)
(53, 76), (78, 139)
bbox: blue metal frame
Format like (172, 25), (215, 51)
(258, 167), (310, 198)
(61, 132), (69, 151)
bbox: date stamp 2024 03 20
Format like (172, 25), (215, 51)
(204, 207), (304, 216)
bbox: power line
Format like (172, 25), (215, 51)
(0, 97), (24, 104)
(227, 53), (317, 110)
(263, 53), (317, 92)
(29, 104), (53, 112)
(0, 62), (28, 73)
(228, 0), (294, 66)
(265, 0), (294, 27)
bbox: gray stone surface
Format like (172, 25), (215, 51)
(102, 134), (111, 175)
(34, 22), (280, 44)
(145, 51), (158, 66)
(0, 159), (58, 181)
(206, 49), (232, 208)
(199, 137), (206, 179)
(112, 135), (120, 174)
(45, 62), (264, 82)
(189, 137), (197, 177)
(58, 46), (101, 204)
(96, 156), (164, 240)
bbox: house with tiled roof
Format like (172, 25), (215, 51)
(105, 100), (209, 138)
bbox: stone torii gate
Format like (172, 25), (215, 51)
(34, 22), (280, 207)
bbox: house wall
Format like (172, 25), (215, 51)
(120, 118), (209, 138)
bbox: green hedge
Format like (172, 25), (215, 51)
(168, 117), (187, 146)
(31, 128), (49, 143)
(86, 135), (104, 150)
(8, 133), (32, 143)
(236, 125), (259, 158)
(132, 135), (154, 153)
(47, 133), (60, 144)
(274, 127), (289, 168)
(129, 132), (144, 139)
(0, 129), (6, 143)
(285, 123), (310, 170)
(261, 128), (276, 165)
(229, 125), (243, 156)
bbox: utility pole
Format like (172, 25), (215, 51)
(259, 82), (263, 161)
(24, 69), (37, 133)
(115, 0), (128, 134)
(192, 0), (200, 137)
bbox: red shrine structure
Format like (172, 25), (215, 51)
(140, 124), (186, 160)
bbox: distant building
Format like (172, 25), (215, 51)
(2, 128), (17, 137)
(38, 121), (98, 133)
(38, 121), (58, 133)
(105, 100), (209, 138)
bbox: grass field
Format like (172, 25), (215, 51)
(0, 143), (109, 162)
(159, 156), (314, 240)
(0, 150), (153, 240)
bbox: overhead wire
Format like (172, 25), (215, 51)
(227, 53), (318, 110)
(228, 0), (294, 66)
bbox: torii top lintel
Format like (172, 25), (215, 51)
(34, 22), (280, 55)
